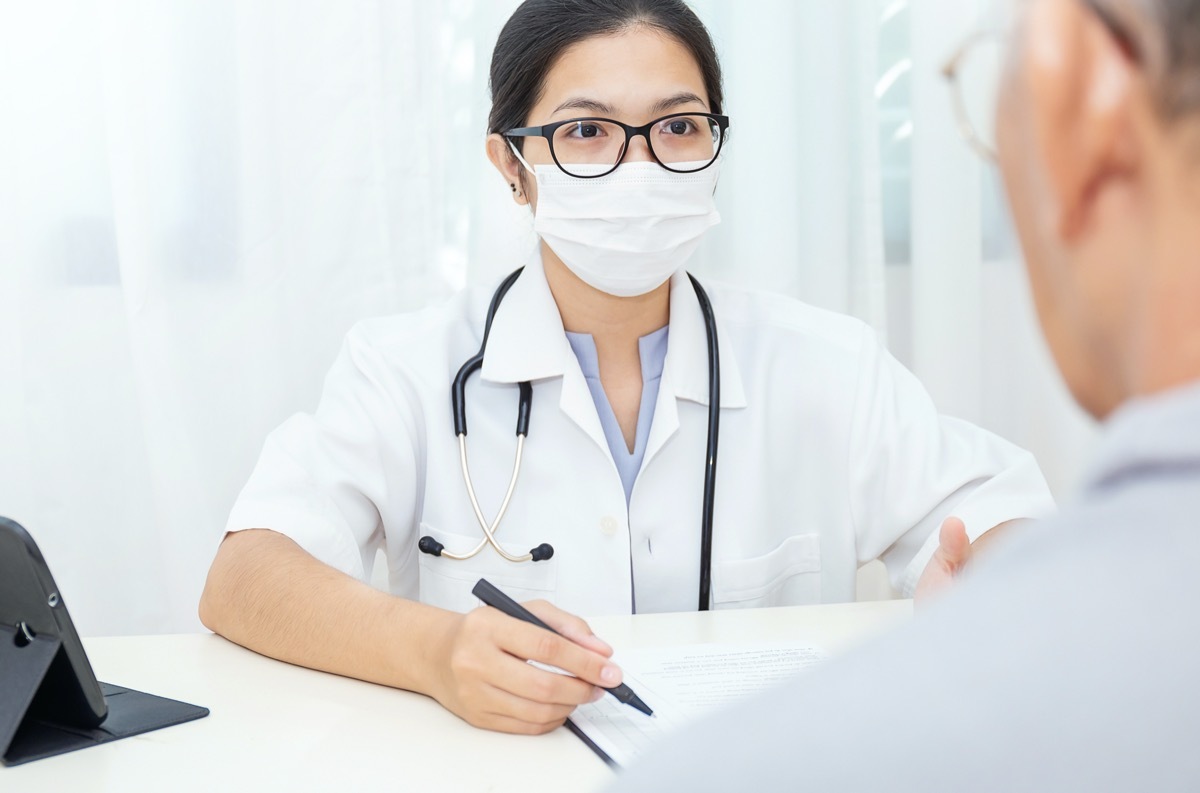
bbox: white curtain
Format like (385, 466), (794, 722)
(0, 0), (1096, 636)
(902, 0), (1100, 497)
(689, 0), (887, 331)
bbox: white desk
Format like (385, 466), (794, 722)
(4, 601), (911, 792)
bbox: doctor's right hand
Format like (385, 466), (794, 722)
(428, 600), (622, 735)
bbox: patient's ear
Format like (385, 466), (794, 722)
(1023, 0), (1141, 242)
(486, 134), (529, 206)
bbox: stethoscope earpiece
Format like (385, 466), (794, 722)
(529, 543), (554, 562)
(418, 536), (445, 557)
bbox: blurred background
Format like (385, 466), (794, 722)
(0, 0), (1099, 635)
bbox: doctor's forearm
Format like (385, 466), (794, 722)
(198, 529), (454, 696)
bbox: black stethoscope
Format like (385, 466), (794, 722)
(418, 268), (722, 611)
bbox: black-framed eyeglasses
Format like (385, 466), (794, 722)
(504, 112), (730, 179)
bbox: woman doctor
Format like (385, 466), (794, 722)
(200, 0), (1054, 735)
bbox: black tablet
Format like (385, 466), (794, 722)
(0, 516), (108, 727)
(0, 516), (209, 766)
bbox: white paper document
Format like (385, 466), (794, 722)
(567, 642), (826, 767)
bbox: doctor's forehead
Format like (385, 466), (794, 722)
(529, 27), (711, 123)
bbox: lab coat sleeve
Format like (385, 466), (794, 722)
(225, 324), (421, 581)
(847, 326), (1055, 596)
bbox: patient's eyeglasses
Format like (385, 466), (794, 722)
(942, 2), (1140, 163)
(941, 31), (1005, 163)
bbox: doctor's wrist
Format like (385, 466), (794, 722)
(406, 607), (466, 701)
(362, 597), (462, 700)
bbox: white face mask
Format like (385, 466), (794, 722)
(517, 154), (722, 298)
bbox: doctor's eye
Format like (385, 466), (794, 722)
(659, 118), (698, 136)
(564, 121), (608, 140)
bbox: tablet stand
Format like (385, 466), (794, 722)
(0, 623), (209, 767)
(0, 624), (62, 763)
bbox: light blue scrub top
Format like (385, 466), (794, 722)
(565, 326), (670, 505)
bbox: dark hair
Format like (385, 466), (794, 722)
(487, 0), (724, 147)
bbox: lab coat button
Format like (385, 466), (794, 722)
(600, 516), (619, 536)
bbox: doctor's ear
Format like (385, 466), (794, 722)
(486, 133), (531, 207)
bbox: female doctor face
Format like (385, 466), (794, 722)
(484, 0), (725, 299)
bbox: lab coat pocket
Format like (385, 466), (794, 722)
(712, 533), (821, 608)
(417, 522), (559, 614)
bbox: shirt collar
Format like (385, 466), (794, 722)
(566, 325), (670, 382)
(1083, 378), (1200, 492)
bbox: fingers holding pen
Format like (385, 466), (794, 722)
(523, 599), (614, 657)
(491, 649), (608, 706)
(477, 683), (603, 734)
(433, 604), (617, 734)
(499, 616), (623, 689)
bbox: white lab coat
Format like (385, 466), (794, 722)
(227, 253), (1054, 616)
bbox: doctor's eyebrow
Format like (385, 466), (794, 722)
(553, 97), (616, 116)
(550, 91), (709, 119)
(648, 91), (708, 115)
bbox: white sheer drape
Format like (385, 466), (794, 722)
(0, 0), (526, 635)
(690, 0), (887, 332)
(0, 0), (1096, 636)
(902, 0), (1100, 498)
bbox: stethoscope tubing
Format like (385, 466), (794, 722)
(688, 273), (720, 611)
(452, 268), (528, 438)
(437, 434), (530, 562)
(423, 268), (720, 610)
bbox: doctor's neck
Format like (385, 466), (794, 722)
(541, 242), (670, 343)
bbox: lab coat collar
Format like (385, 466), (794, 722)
(639, 270), (748, 475)
(665, 269), (747, 409)
(480, 249), (610, 455)
(479, 255), (748, 412)
(480, 250), (571, 386)
(480, 253), (748, 466)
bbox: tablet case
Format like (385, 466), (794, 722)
(0, 624), (210, 767)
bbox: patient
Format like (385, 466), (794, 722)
(613, 0), (1200, 789)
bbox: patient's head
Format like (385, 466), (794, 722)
(998, 0), (1200, 418)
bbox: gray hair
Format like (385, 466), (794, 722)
(1087, 0), (1200, 119)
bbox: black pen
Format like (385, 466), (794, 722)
(471, 578), (654, 717)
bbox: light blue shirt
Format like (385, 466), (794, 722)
(565, 326), (670, 505)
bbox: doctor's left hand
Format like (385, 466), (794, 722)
(914, 516), (972, 604)
(429, 599), (620, 735)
